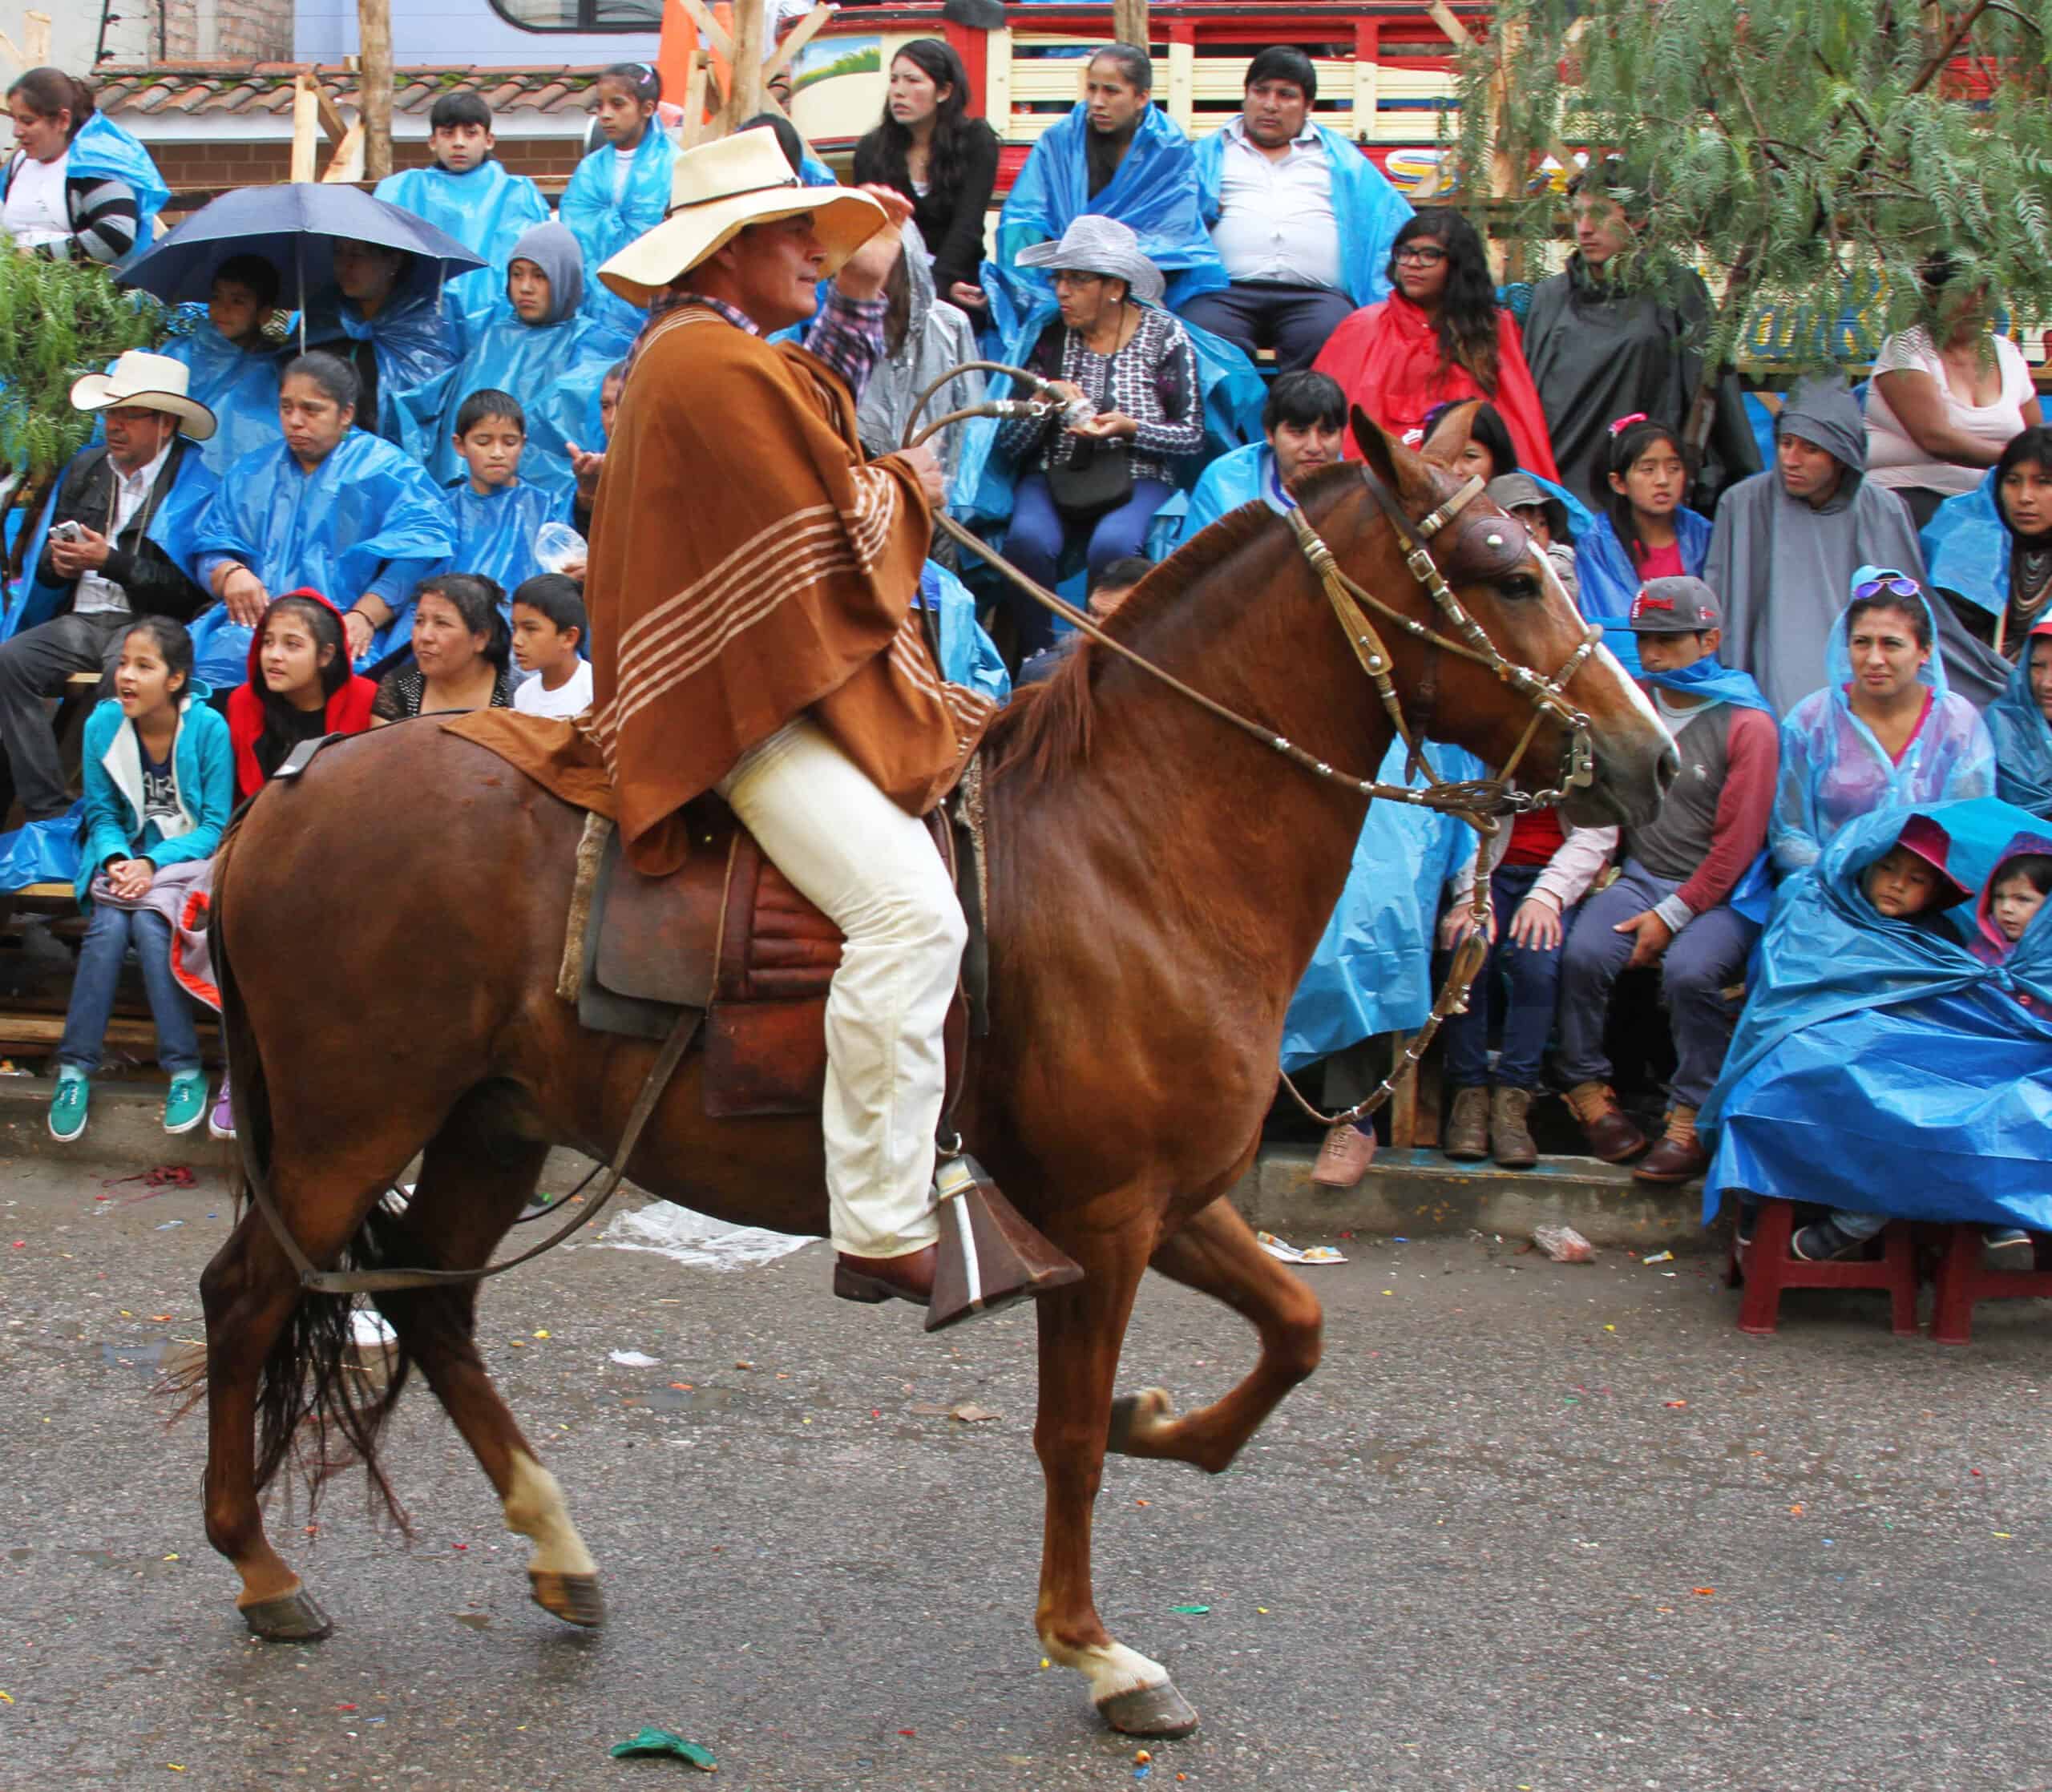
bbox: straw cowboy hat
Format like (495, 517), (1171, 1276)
(599, 127), (887, 309)
(1015, 216), (1165, 306)
(70, 349), (216, 441)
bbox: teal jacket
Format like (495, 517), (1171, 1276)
(76, 683), (232, 907)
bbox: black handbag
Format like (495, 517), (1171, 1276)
(1046, 436), (1134, 516)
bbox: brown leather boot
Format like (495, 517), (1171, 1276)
(1490, 1085), (1538, 1169)
(1442, 1087), (1489, 1161)
(1311, 1122), (1378, 1189)
(1634, 1104), (1708, 1183)
(1564, 1080), (1650, 1164)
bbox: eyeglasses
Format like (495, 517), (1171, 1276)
(1852, 575), (1921, 601)
(1395, 244), (1448, 266)
(1051, 270), (1107, 286)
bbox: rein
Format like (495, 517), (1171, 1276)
(910, 367), (1602, 1128)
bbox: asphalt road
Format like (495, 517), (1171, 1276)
(4, 1155), (2052, 1792)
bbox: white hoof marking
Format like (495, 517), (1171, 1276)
(502, 1451), (596, 1577)
(1043, 1637), (1168, 1705)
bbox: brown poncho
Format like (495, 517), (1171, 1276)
(452, 301), (993, 872)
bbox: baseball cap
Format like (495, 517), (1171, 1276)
(1628, 575), (1723, 635)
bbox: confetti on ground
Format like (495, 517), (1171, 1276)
(1642, 1249), (1674, 1265)
(1693, 1587), (1715, 1596)
(1255, 1230), (1346, 1265)
(1169, 1604), (1210, 1615)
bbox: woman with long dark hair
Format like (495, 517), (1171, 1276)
(853, 38), (1000, 317)
(1312, 207), (1558, 478)
(1923, 425), (2052, 660)
(2, 67), (167, 262)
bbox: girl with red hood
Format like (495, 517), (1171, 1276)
(224, 588), (377, 801)
(208, 591), (375, 1139)
(1970, 834), (2052, 998)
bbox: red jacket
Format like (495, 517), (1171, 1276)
(223, 589), (378, 801)
(1313, 295), (1561, 482)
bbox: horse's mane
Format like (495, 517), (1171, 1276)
(983, 462), (1363, 786)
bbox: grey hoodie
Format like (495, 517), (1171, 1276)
(1706, 377), (2004, 713)
(507, 220), (584, 327)
(855, 219), (984, 482)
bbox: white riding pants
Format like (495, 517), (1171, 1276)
(715, 718), (963, 1259)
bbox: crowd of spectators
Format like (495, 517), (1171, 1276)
(6, 43), (2052, 1250)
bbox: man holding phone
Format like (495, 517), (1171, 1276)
(0, 350), (217, 821)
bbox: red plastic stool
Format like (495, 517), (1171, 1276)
(1928, 1226), (2052, 1345)
(1725, 1199), (1921, 1337)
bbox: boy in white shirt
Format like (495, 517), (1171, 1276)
(510, 573), (592, 719)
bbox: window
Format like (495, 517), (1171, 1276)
(488, 0), (662, 30)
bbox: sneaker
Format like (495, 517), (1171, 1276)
(208, 1076), (235, 1140)
(164, 1072), (208, 1136)
(47, 1071), (88, 1144)
(1791, 1217), (1866, 1262)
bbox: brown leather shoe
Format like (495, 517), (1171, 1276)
(834, 1245), (937, 1306)
(1564, 1080), (1650, 1164)
(1634, 1104), (1708, 1183)
(1490, 1085), (1538, 1168)
(1442, 1086), (1489, 1161)
(1311, 1122), (1377, 1189)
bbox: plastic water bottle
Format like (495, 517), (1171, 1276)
(535, 521), (588, 575)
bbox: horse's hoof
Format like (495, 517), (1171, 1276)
(1106, 1387), (1176, 1456)
(529, 1568), (605, 1628)
(239, 1587), (334, 1642)
(1098, 1678), (1198, 1739)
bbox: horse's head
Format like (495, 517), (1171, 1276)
(1332, 406), (1675, 830)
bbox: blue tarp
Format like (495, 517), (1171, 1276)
(984, 104), (1227, 339)
(1989, 629), (2052, 817)
(154, 308), (285, 478)
(919, 561), (1010, 703)
(559, 125), (673, 342)
(1573, 507), (1714, 681)
(5, 442), (218, 643)
(0, 804), (83, 894)
(1192, 122), (1410, 310)
(373, 159), (552, 349)
(190, 430), (456, 687)
(1280, 740), (1488, 1068)
(1702, 797), (2052, 1230)
(1920, 469), (2008, 620)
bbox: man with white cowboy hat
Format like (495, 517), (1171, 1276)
(0, 348), (218, 822)
(583, 126), (1036, 1322)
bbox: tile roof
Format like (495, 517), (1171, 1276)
(94, 63), (604, 120)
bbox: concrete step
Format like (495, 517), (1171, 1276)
(0, 1079), (1711, 1255)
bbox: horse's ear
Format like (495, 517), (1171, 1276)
(1418, 398), (1480, 470)
(1350, 405), (1435, 504)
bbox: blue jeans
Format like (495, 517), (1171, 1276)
(1004, 471), (1172, 655)
(1440, 862), (1564, 1092)
(59, 902), (201, 1076)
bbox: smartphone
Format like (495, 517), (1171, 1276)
(50, 520), (83, 543)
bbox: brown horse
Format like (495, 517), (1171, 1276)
(197, 416), (1673, 1738)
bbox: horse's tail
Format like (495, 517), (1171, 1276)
(207, 813), (419, 1533)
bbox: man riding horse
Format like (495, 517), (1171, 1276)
(588, 127), (1032, 1324)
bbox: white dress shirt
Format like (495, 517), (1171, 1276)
(1207, 118), (1342, 292)
(72, 438), (173, 617)
(3, 148), (70, 250)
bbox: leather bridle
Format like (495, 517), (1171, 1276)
(911, 366), (1607, 1128)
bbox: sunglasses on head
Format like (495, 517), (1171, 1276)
(1852, 575), (1921, 602)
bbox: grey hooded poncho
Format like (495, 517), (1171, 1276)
(855, 220), (984, 484)
(1706, 377), (2009, 715)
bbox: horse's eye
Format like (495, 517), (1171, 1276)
(1497, 572), (1542, 601)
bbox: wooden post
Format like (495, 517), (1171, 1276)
(289, 73), (321, 184)
(23, 10), (48, 63)
(1112, 0), (1148, 53)
(358, 0), (394, 181)
(721, 0), (765, 135)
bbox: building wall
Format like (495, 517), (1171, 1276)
(0, 2), (100, 76)
(294, 0), (657, 70)
(161, 0), (297, 63)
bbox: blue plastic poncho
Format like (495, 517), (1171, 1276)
(1572, 507), (1713, 680)
(1989, 624), (2052, 817)
(1921, 469), (2010, 620)
(1191, 122), (1411, 309)
(1281, 741), (1489, 1067)
(401, 223), (628, 489)
(1703, 797), (2052, 1230)
(153, 307), (285, 477)
(5, 440), (218, 642)
(432, 477), (573, 612)
(917, 562), (1010, 704)
(1770, 576), (1994, 875)
(0, 803), (83, 894)
(951, 300), (1266, 536)
(63, 112), (171, 256)
(307, 282), (463, 446)
(559, 124), (674, 341)
(374, 159), (551, 349)
(190, 430), (457, 688)
(1147, 440), (1274, 559)
(984, 104), (1227, 338)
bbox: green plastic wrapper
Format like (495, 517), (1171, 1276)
(608, 1729), (717, 1772)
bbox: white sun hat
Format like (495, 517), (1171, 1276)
(598, 127), (888, 309)
(70, 349), (217, 441)
(1014, 215), (1165, 307)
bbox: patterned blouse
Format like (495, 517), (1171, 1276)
(372, 664), (519, 721)
(997, 306), (1204, 487)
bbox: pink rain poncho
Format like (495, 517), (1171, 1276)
(1770, 570), (1994, 875)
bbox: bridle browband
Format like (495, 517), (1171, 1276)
(909, 365), (1606, 1128)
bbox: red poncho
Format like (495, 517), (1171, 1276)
(1313, 295), (1561, 482)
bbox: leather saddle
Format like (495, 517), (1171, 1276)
(569, 800), (971, 1120)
